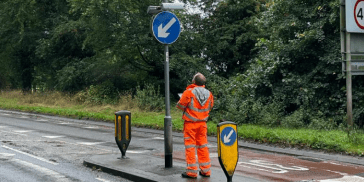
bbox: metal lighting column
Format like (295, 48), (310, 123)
(341, 0), (353, 127)
(346, 32), (353, 127)
(164, 44), (173, 168)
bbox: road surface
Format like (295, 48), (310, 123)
(1, 109), (364, 181)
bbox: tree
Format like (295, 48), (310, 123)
(0, 0), (70, 91)
(200, 0), (264, 78)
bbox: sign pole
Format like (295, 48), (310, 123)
(149, 0), (183, 169)
(164, 44), (173, 168)
(342, 0), (353, 127)
(346, 32), (353, 127)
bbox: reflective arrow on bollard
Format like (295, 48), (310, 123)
(217, 121), (238, 182)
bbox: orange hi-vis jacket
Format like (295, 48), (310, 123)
(177, 84), (214, 177)
(176, 84), (214, 122)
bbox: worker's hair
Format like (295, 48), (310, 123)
(193, 73), (206, 86)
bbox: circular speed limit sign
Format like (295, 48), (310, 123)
(355, 0), (364, 29)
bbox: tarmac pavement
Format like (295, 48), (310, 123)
(84, 153), (262, 182)
(83, 127), (364, 182)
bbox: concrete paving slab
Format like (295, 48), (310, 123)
(84, 153), (263, 182)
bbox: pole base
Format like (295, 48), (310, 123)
(165, 154), (173, 168)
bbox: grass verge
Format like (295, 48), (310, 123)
(0, 91), (363, 156)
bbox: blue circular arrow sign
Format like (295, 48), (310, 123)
(152, 11), (181, 44)
(220, 127), (237, 146)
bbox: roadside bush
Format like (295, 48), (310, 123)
(347, 126), (364, 145)
(135, 83), (164, 112)
(280, 109), (307, 128)
(74, 81), (118, 105)
(308, 118), (337, 131)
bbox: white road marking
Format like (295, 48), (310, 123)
(83, 126), (98, 129)
(138, 137), (164, 140)
(239, 164), (273, 173)
(0, 126), (7, 128)
(209, 153), (218, 158)
(126, 150), (152, 154)
(238, 160), (309, 174)
(19, 116), (29, 118)
(42, 136), (65, 139)
(0, 130), (27, 136)
(0, 153), (15, 160)
(14, 130), (33, 133)
(96, 178), (110, 182)
(77, 142), (105, 146)
(152, 137), (164, 140)
(14, 159), (69, 181)
(325, 170), (349, 176)
(320, 175), (364, 182)
(58, 122), (72, 125)
(36, 119), (48, 122)
(239, 161), (288, 174)
(2, 145), (58, 165)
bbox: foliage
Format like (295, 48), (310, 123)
(200, 0), (265, 78)
(135, 83), (165, 112)
(1, 0), (364, 130)
(2, 91), (364, 156)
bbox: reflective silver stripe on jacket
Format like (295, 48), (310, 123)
(197, 144), (208, 149)
(183, 112), (208, 122)
(199, 162), (211, 167)
(185, 144), (196, 149)
(187, 163), (198, 167)
(189, 98), (211, 112)
(177, 102), (186, 109)
(184, 137), (191, 140)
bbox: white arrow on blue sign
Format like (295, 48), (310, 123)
(152, 11), (181, 44)
(221, 127), (237, 146)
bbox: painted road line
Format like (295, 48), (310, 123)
(0, 126), (8, 128)
(36, 119), (48, 122)
(96, 178), (110, 182)
(42, 136), (65, 139)
(2, 145), (58, 165)
(19, 116), (30, 119)
(14, 159), (69, 181)
(210, 153), (218, 158)
(58, 122), (73, 125)
(238, 160), (309, 174)
(138, 137), (164, 140)
(238, 163), (274, 173)
(77, 142), (106, 146)
(127, 150), (150, 154)
(14, 130), (33, 133)
(0, 130), (27, 136)
(0, 153), (15, 161)
(239, 161), (288, 173)
(83, 126), (99, 129)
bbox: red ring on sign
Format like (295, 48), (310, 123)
(355, 0), (364, 29)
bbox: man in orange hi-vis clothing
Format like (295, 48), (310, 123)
(177, 73), (214, 179)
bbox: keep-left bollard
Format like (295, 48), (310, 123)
(115, 110), (131, 159)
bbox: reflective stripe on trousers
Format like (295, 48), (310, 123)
(184, 121), (211, 176)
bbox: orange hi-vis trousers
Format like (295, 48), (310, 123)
(184, 121), (211, 177)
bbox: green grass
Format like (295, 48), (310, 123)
(238, 125), (364, 156)
(0, 91), (364, 156)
